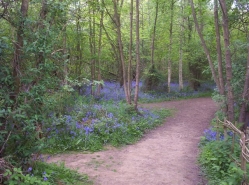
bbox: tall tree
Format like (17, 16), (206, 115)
(167, 0), (175, 93)
(89, 0), (97, 95)
(219, 0), (234, 121)
(127, 0), (134, 101)
(178, 0), (185, 91)
(134, 0), (140, 110)
(189, 0), (221, 93)
(150, 0), (159, 66)
(36, 0), (48, 67)
(237, 2), (249, 123)
(214, 0), (225, 96)
(112, 0), (131, 103)
(12, 0), (29, 97)
(97, 1), (104, 95)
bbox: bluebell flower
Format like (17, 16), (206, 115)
(113, 123), (121, 129)
(65, 115), (72, 124)
(204, 128), (217, 141)
(43, 177), (48, 181)
(107, 113), (114, 119)
(76, 122), (82, 129)
(84, 126), (93, 135)
(70, 130), (76, 136)
(27, 167), (32, 172)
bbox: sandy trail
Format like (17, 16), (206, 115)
(47, 97), (217, 185)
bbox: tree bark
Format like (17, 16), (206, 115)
(179, 0), (185, 91)
(12, 0), (29, 97)
(134, 0), (140, 110)
(151, 0), (158, 66)
(219, 0), (234, 121)
(239, 43), (249, 123)
(167, 0), (174, 93)
(113, 0), (130, 103)
(36, 0), (48, 68)
(89, 0), (96, 95)
(214, 0), (225, 95)
(189, 0), (221, 92)
(127, 0), (134, 103)
(97, 4), (104, 96)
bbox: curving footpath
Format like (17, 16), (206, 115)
(47, 97), (217, 185)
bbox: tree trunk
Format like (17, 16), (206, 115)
(134, 0), (140, 110)
(97, 5), (104, 96)
(214, 0), (225, 95)
(89, 1), (95, 95)
(151, 0), (158, 66)
(113, 0), (130, 103)
(36, 0), (48, 68)
(76, 7), (83, 78)
(239, 45), (249, 123)
(179, 0), (185, 91)
(168, 0), (174, 93)
(189, 0), (221, 92)
(219, 0), (234, 122)
(12, 0), (29, 97)
(127, 0), (134, 103)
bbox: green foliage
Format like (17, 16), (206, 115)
(3, 167), (49, 185)
(142, 64), (164, 92)
(3, 162), (91, 185)
(199, 140), (247, 185)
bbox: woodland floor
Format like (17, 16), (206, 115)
(47, 97), (217, 185)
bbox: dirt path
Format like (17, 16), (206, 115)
(47, 97), (217, 185)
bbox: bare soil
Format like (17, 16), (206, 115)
(47, 97), (217, 185)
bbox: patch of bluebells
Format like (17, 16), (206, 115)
(204, 128), (218, 141)
(43, 102), (163, 152)
(79, 81), (215, 102)
(203, 127), (234, 142)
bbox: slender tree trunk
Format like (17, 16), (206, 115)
(97, 6), (104, 95)
(12, 0), (29, 97)
(113, 0), (130, 103)
(127, 0), (134, 103)
(219, 0), (234, 122)
(239, 44), (249, 123)
(36, 0), (47, 67)
(76, 8), (83, 78)
(168, 0), (174, 93)
(214, 0), (225, 95)
(189, 0), (221, 93)
(89, 1), (95, 95)
(134, 0), (140, 110)
(151, 0), (158, 66)
(179, 0), (184, 91)
(239, 10), (249, 123)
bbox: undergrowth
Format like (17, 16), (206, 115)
(3, 161), (92, 185)
(199, 127), (249, 185)
(42, 97), (171, 153)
